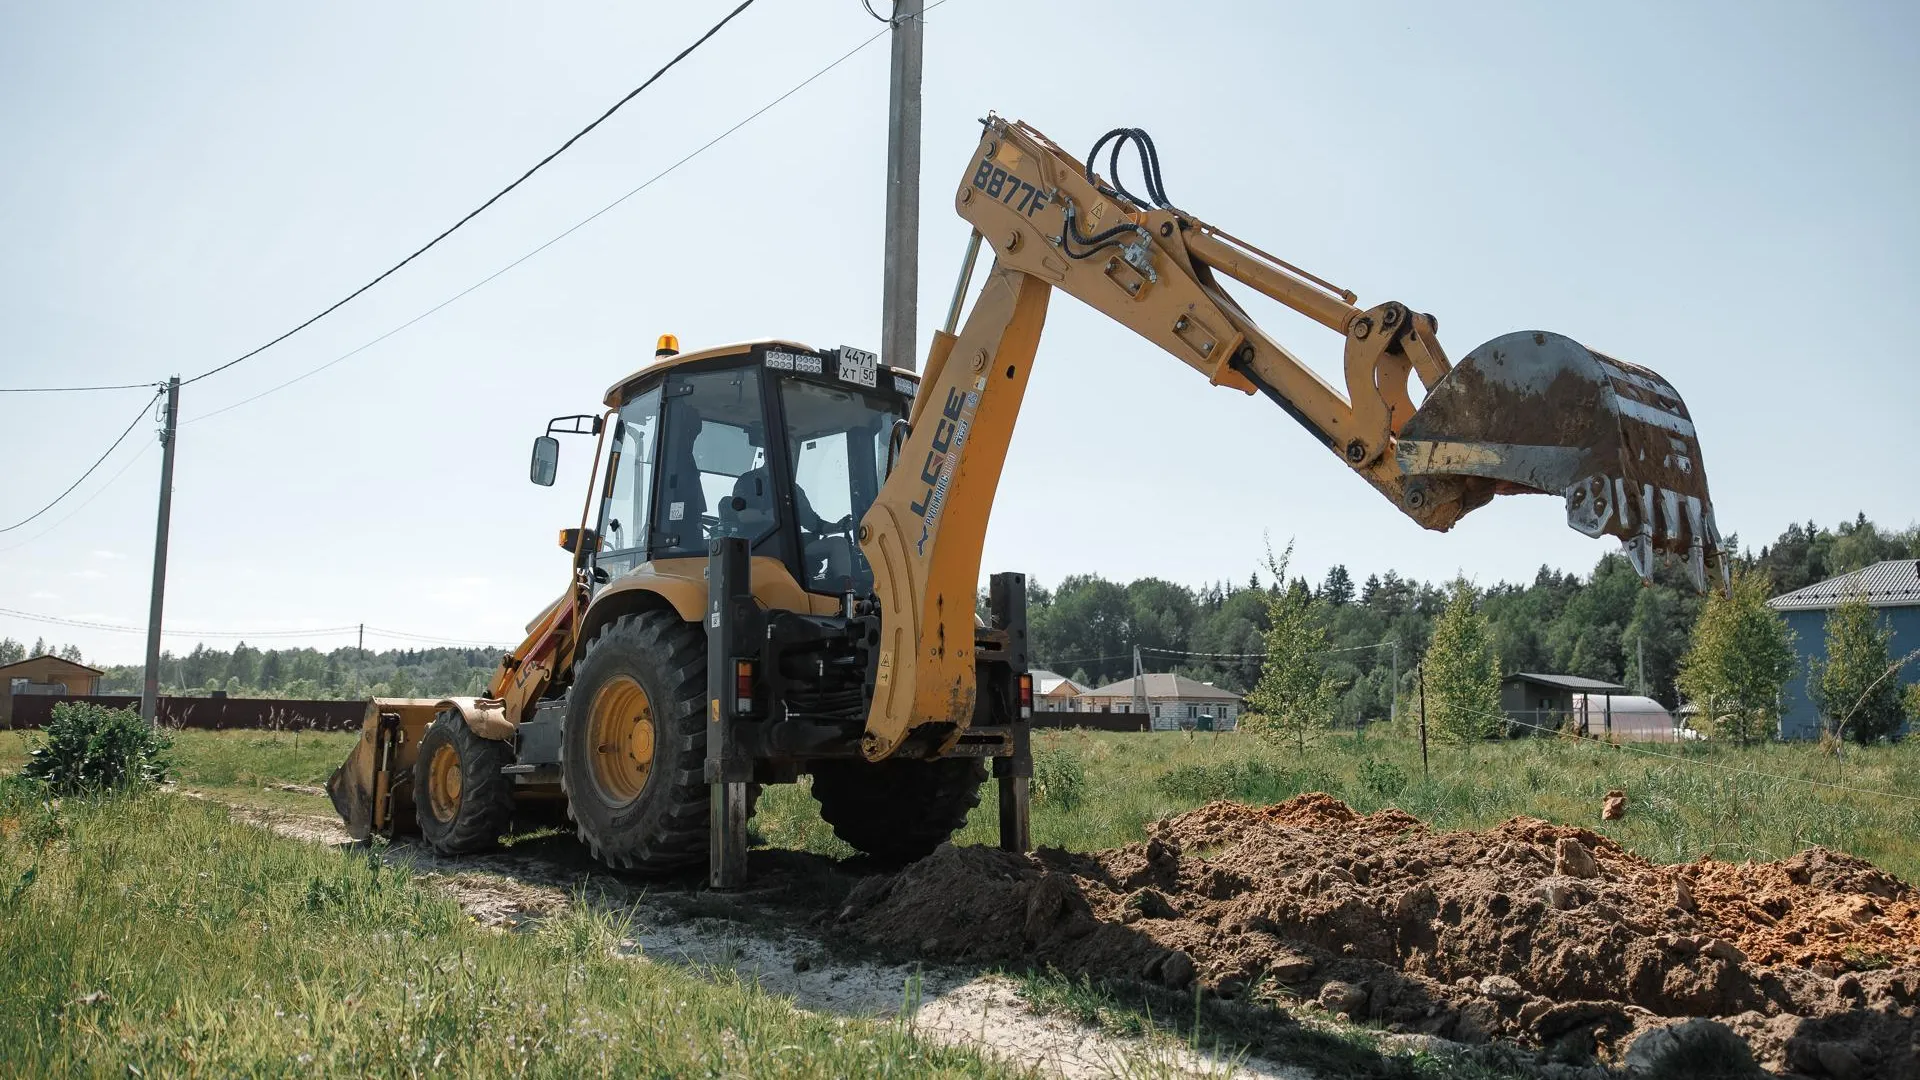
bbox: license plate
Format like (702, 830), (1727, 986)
(836, 346), (877, 388)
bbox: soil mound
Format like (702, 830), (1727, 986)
(834, 795), (1920, 1074)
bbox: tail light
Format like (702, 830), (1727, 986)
(1017, 673), (1033, 718)
(734, 659), (755, 715)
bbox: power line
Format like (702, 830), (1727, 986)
(1033, 654), (1133, 669)
(0, 388), (161, 534)
(177, 0), (760, 391)
(0, 606), (357, 639)
(0, 606), (507, 649)
(1139, 641), (1395, 661)
(0, 380), (159, 394)
(362, 625), (511, 649)
(0, 441), (154, 554)
(185, 8), (911, 426)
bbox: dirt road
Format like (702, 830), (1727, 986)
(213, 799), (1313, 1080)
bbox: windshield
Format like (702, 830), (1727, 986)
(780, 377), (900, 596)
(650, 366), (782, 561)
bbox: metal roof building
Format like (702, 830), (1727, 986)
(1500, 672), (1629, 737)
(1767, 560), (1920, 739)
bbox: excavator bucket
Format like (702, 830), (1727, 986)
(1396, 331), (1726, 591)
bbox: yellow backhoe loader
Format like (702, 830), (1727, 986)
(329, 117), (1724, 886)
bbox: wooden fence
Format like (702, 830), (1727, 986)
(1031, 709), (1150, 732)
(5, 695), (367, 732)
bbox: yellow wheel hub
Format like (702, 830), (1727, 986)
(427, 742), (463, 822)
(588, 675), (656, 806)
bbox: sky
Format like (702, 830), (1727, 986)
(2, 0), (1916, 665)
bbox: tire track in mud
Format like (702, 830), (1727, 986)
(203, 796), (1310, 1080)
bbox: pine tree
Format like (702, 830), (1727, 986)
(1677, 570), (1795, 745)
(1426, 579), (1502, 743)
(1319, 565), (1355, 606)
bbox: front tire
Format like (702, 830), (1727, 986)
(810, 756), (986, 864)
(562, 609), (745, 873)
(414, 709), (514, 854)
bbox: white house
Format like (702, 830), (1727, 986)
(1077, 672), (1243, 731)
(1029, 669), (1088, 712)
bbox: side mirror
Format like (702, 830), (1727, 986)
(530, 435), (559, 486)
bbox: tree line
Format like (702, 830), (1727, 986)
(7, 513), (1915, 726)
(1233, 516), (1919, 748)
(1028, 514), (1919, 729)
(0, 637), (497, 701)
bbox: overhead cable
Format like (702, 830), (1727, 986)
(0, 388), (161, 534)
(0, 606), (506, 648)
(0, 606), (356, 639)
(0, 442), (155, 554)
(179, 0), (760, 390)
(361, 625), (511, 649)
(0, 380), (160, 394)
(186, 5), (914, 424)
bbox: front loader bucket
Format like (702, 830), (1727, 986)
(1396, 331), (1725, 590)
(327, 731), (378, 840)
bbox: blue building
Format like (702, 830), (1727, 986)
(1767, 560), (1920, 740)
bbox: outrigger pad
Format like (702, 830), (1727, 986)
(1396, 330), (1725, 591)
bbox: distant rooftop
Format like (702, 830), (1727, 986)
(1767, 560), (1920, 612)
(0, 655), (105, 678)
(1503, 672), (1629, 694)
(1030, 669), (1089, 696)
(1080, 672), (1243, 701)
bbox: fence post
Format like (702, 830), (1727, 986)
(1417, 662), (1429, 778)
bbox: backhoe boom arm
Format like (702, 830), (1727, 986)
(856, 115), (1724, 759)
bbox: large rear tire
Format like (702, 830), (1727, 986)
(809, 756), (986, 864)
(561, 609), (749, 873)
(413, 709), (515, 854)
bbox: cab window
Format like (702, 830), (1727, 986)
(651, 367), (782, 560)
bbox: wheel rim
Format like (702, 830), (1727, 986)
(427, 742), (462, 822)
(588, 674), (656, 807)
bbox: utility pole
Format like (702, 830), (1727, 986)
(1636, 636), (1646, 697)
(1388, 639), (1399, 727)
(880, 0), (924, 372)
(358, 623), (365, 653)
(140, 376), (180, 726)
(1131, 643), (1147, 724)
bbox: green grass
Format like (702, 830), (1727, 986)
(0, 728), (353, 816)
(757, 727), (1920, 883)
(11, 725), (1916, 881)
(8, 724), (1904, 1076)
(0, 780), (1014, 1078)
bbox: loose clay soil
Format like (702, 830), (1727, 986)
(834, 794), (1920, 1077)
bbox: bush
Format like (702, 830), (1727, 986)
(1357, 758), (1408, 799)
(21, 703), (172, 795)
(1032, 745), (1086, 810)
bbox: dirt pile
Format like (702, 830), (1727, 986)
(834, 794), (1920, 1075)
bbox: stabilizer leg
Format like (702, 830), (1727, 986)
(706, 536), (754, 889)
(989, 570), (1032, 853)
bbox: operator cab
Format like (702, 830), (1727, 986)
(532, 338), (916, 599)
